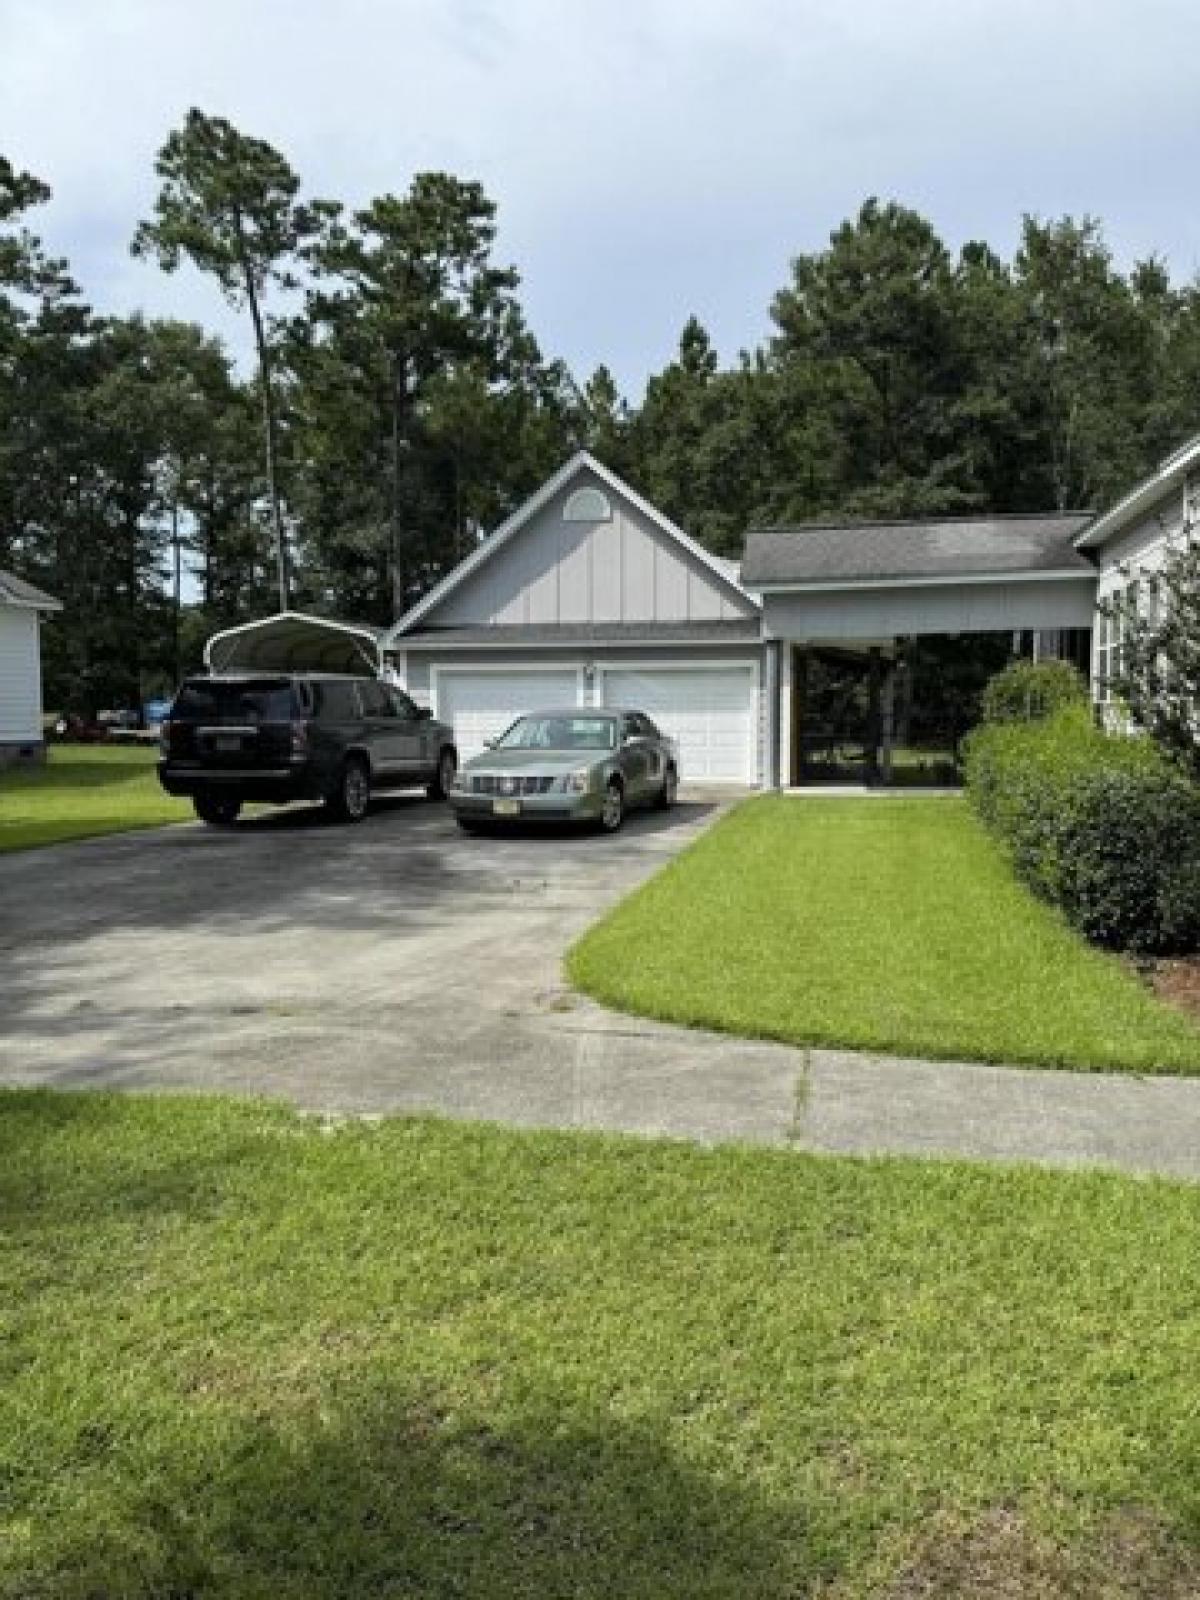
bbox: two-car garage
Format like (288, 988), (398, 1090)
(386, 453), (768, 785)
(429, 662), (760, 784)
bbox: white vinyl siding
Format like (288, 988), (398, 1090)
(0, 607), (43, 743)
(433, 667), (582, 762)
(598, 664), (758, 784)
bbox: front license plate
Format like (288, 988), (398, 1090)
(493, 798), (521, 817)
(213, 735), (242, 753)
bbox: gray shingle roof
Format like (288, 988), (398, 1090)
(0, 570), (61, 610)
(741, 513), (1097, 587)
(395, 620), (763, 648)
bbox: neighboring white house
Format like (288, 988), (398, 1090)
(0, 570), (61, 764)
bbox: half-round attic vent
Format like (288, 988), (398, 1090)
(563, 486), (612, 522)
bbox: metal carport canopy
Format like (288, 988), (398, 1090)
(203, 612), (383, 676)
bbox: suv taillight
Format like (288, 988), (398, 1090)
(289, 720), (310, 761)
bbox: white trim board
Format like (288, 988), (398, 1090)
(746, 569), (1097, 595)
(387, 452), (760, 643)
(395, 635), (763, 652)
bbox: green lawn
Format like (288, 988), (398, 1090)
(3, 1095), (1200, 1598)
(569, 795), (1200, 1074)
(0, 744), (189, 851)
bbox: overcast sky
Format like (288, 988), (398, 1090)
(3, 0), (1199, 399)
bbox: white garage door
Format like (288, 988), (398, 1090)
(435, 668), (580, 761)
(600, 665), (757, 783)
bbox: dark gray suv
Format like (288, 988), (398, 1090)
(158, 673), (456, 826)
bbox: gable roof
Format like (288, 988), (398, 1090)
(0, 570), (62, 611)
(1074, 433), (1200, 551)
(741, 513), (1096, 589)
(387, 452), (759, 643)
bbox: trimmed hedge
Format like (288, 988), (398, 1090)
(980, 658), (1088, 724)
(964, 705), (1200, 954)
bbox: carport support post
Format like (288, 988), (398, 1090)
(764, 638), (782, 788)
(866, 648), (882, 783)
(880, 653), (896, 786)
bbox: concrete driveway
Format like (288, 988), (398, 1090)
(9, 793), (1200, 1177)
(0, 791), (800, 1141)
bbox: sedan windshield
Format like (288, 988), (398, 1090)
(495, 714), (617, 752)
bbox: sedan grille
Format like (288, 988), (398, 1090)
(469, 774), (557, 796)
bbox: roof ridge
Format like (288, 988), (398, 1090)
(749, 511), (1094, 535)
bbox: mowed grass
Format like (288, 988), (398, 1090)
(569, 795), (1200, 1073)
(4, 1094), (1200, 1598)
(0, 744), (188, 851)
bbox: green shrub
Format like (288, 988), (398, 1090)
(980, 658), (1089, 725)
(964, 705), (1200, 954)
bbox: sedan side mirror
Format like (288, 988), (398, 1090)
(416, 706), (433, 720)
(483, 737), (498, 750)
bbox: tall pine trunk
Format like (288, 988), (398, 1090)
(244, 269), (288, 612)
(389, 352), (409, 619)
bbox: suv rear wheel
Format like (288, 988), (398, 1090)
(326, 757), (371, 824)
(193, 792), (242, 827)
(427, 746), (457, 801)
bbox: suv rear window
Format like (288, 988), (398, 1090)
(172, 679), (298, 723)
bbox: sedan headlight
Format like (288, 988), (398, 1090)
(562, 767), (592, 793)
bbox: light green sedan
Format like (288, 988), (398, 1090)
(448, 709), (679, 833)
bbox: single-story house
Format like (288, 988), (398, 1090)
(206, 436), (1200, 788)
(0, 570), (61, 765)
(382, 452), (1098, 786)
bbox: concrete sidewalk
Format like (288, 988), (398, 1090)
(465, 1001), (1200, 1182)
(797, 1049), (1200, 1181)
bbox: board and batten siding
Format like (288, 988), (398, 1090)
(0, 606), (44, 744)
(430, 468), (755, 629)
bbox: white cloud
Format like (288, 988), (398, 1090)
(3, 0), (1199, 395)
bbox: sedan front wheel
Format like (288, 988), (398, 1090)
(599, 779), (625, 833)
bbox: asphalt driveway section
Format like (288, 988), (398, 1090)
(0, 790), (801, 1143)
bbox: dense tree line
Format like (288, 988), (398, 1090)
(4, 111), (1200, 711)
